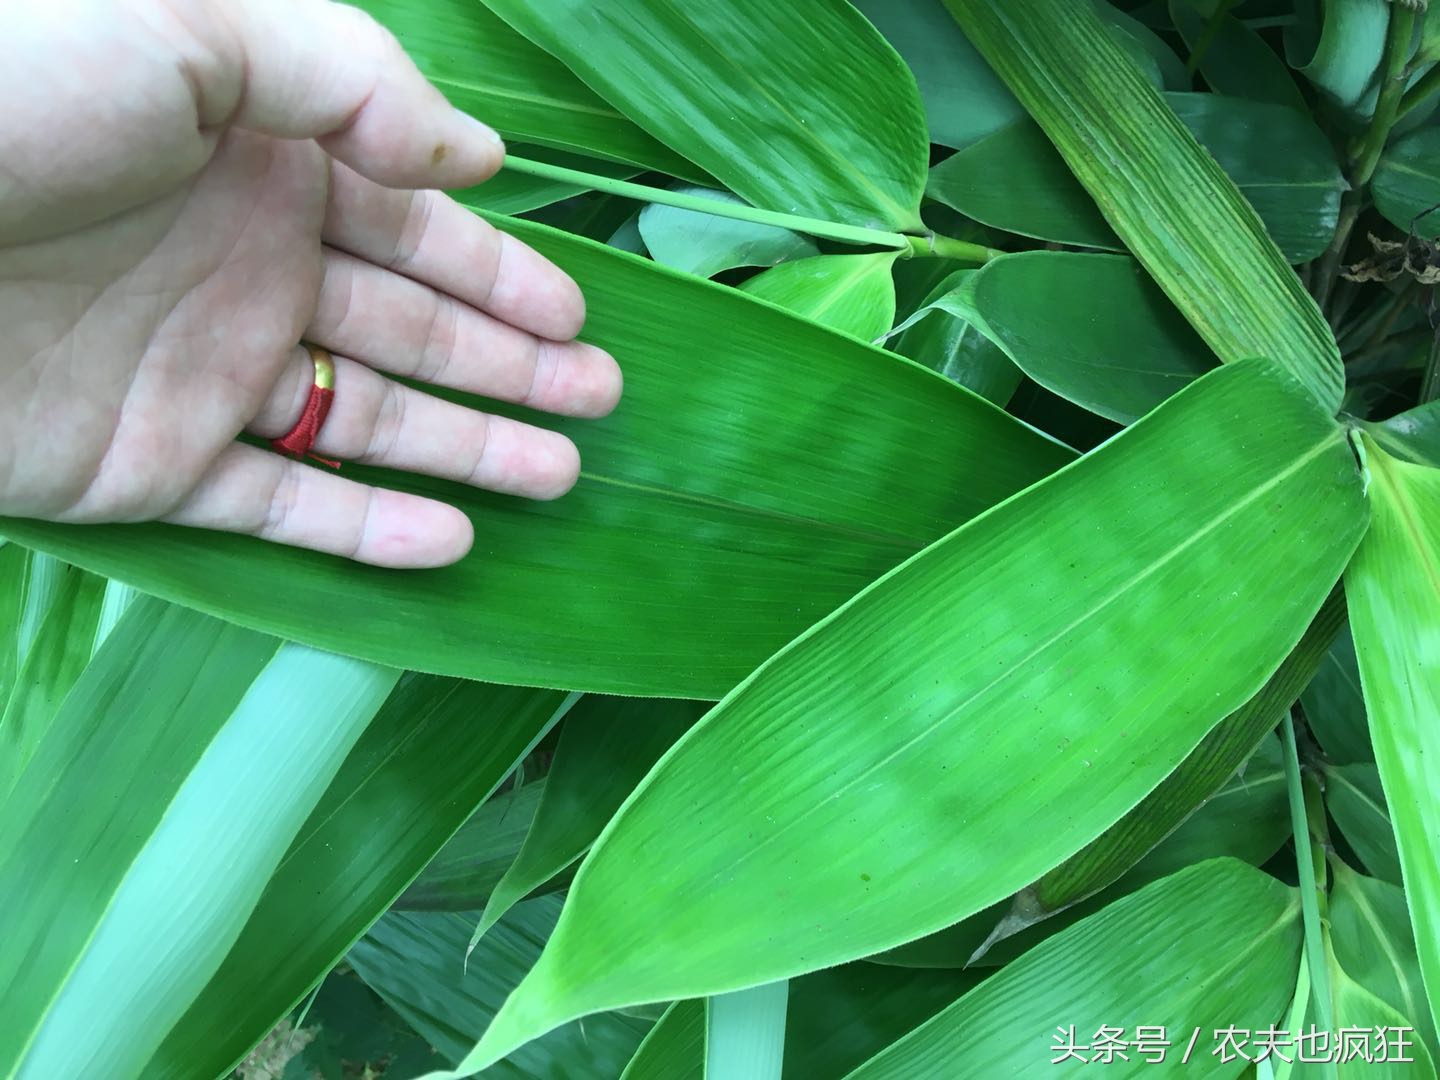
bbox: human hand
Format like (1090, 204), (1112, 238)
(0, 0), (621, 567)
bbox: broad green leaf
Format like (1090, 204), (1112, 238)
(1285, 0), (1390, 116)
(954, 251), (1216, 424)
(353, 0), (700, 177)
(1170, 2), (1309, 111)
(147, 678), (571, 1078)
(638, 187), (818, 279)
(350, 899), (650, 1077)
(846, 860), (1301, 1079)
(740, 254), (900, 341)
(1301, 624), (1373, 764)
(1, 599), (399, 1078)
(886, 270), (1021, 406)
(1327, 762), (1404, 885)
(1330, 859), (1438, 1056)
(1325, 940), (1437, 1078)
(452, 148), (641, 216)
(926, 94), (1344, 264)
(0, 561), (105, 799)
(476, 696), (704, 939)
(396, 779), (549, 911)
(1, 215), (1070, 699)
(872, 737), (1291, 971)
(444, 360), (1365, 1068)
(850, 0), (1024, 149)
(620, 1001), (704, 1080)
(1374, 129), (1440, 238)
(1094, 3), (1187, 91)
(1033, 590), (1343, 912)
(479, 0), (929, 231)
(1346, 437), (1440, 1038)
(1368, 399), (1440, 468)
(706, 982), (787, 1080)
(945, 0), (1346, 411)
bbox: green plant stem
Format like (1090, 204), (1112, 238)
(1281, 711), (1337, 1078)
(1313, 8), (1417, 312)
(1185, 0), (1237, 76)
(501, 156), (1000, 262)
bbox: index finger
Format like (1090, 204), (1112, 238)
(322, 163), (586, 342)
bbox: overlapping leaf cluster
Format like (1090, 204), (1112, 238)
(3, 1), (1440, 1078)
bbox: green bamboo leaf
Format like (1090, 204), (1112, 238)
(1170, 2), (1309, 111)
(740, 254), (900, 341)
(146, 678), (571, 1078)
(437, 360), (1365, 1069)
(850, 0), (1024, 149)
(1327, 761), (1404, 885)
(621, 1001), (705, 1080)
(0, 561), (105, 799)
(1374, 129), (1440, 238)
(638, 187), (819, 279)
(352, 0), (700, 178)
(847, 860), (1301, 1078)
(944, 0), (1346, 411)
(476, 696), (704, 940)
(885, 270), (1022, 406)
(926, 94), (1344, 264)
(396, 779), (549, 912)
(1330, 859), (1439, 1057)
(1301, 624), (1373, 765)
(0, 599), (399, 1077)
(706, 982), (788, 1080)
(953, 251), (1216, 424)
(1368, 400), (1440, 467)
(0, 215), (1069, 699)
(451, 147), (641, 216)
(479, 0), (929, 231)
(0, 542), (23, 705)
(1032, 590), (1344, 914)
(1323, 939), (1437, 1077)
(349, 899), (650, 1077)
(1094, 3), (1187, 90)
(1285, 0), (1391, 116)
(1345, 436), (1440, 1038)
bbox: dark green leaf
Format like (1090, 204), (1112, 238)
(1375, 129), (1440, 238)
(1327, 762), (1404, 884)
(1170, 2), (1308, 111)
(1285, 0), (1390, 117)
(1367, 399), (1440, 467)
(1301, 624), (1374, 764)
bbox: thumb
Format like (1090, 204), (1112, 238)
(200, 0), (504, 189)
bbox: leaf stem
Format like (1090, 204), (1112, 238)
(1281, 711), (1337, 1076)
(500, 155), (999, 262)
(1313, 8), (1417, 312)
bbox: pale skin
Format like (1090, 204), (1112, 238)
(0, 0), (623, 568)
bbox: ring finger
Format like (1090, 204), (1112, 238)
(248, 344), (581, 500)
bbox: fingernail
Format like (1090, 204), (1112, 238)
(459, 110), (505, 146)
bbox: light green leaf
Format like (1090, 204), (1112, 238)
(146, 678), (571, 1078)
(885, 270), (1021, 406)
(621, 1001), (704, 1080)
(350, 899), (650, 1077)
(1374, 129), (1440, 238)
(1330, 859), (1438, 1057)
(442, 360), (1365, 1069)
(1285, 0), (1391, 116)
(639, 187), (818, 279)
(452, 148), (642, 216)
(353, 0), (699, 177)
(955, 251), (1216, 423)
(1346, 437), (1440, 1039)
(0, 598), (399, 1078)
(1326, 939), (1437, 1078)
(396, 779), (549, 912)
(1301, 624), (1373, 764)
(1328, 761), (1404, 884)
(847, 860), (1301, 1078)
(0, 542), (24, 705)
(0, 213), (1072, 699)
(1368, 399), (1440, 468)
(479, 0), (929, 231)
(476, 696), (704, 939)
(945, 0), (1346, 411)
(706, 982), (787, 1080)
(926, 93), (1344, 264)
(740, 254), (899, 341)
(1170, 2), (1309, 111)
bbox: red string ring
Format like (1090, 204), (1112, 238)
(270, 343), (341, 469)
